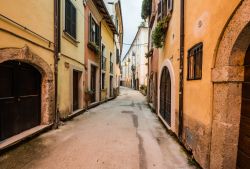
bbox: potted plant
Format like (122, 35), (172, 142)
(85, 89), (95, 108)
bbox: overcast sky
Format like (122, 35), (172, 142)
(120, 0), (143, 59)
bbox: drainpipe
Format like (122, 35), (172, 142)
(54, 0), (60, 129)
(99, 20), (102, 102)
(179, 0), (184, 139)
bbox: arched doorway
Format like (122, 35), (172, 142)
(0, 61), (41, 141)
(237, 45), (250, 169)
(160, 66), (171, 126)
(210, 1), (250, 168)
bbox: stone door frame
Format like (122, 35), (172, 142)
(210, 0), (250, 168)
(0, 46), (55, 125)
(158, 59), (176, 133)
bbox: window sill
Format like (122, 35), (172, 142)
(187, 78), (202, 81)
(63, 31), (79, 47)
(87, 42), (100, 55)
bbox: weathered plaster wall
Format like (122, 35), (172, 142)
(101, 21), (115, 99)
(84, 1), (102, 105)
(58, 0), (85, 117)
(182, 1), (241, 168)
(0, 0), (55, 124)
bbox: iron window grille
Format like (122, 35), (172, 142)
(65, 0), (77, 39)
(187, 43), (203, 80)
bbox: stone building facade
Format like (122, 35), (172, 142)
(148, 0), (250, 168)
(0, 0), (55, 142)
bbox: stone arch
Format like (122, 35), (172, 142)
(210, 0), (250, 168)
(0, 45), (55, 125)
(158, 59), (176, 133)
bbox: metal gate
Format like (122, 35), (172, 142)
(160, 66), (171, 126)
(0, 61), (41, 141)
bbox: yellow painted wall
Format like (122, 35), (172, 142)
(0, 0), (54, 72)
(58, 0), (85, 117)
(157, 0), (242, 168)
(101, 21), (115, 100)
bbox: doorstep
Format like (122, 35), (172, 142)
(61, 108), (85, 121)
(0, 124), (53, 151)
(148, 103), (156, 112)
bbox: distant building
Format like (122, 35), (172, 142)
(121, 26), (149, 90)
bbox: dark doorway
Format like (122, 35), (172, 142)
(160, 66), (171, 126)
(0, 61), (41, 141)
(237, 45), (250, 169)
(90, 65), (97, 103)
(73, 70), (79, 111)
(110, 76), (113, 97)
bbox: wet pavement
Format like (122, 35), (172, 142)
(0, 87), (195, 169)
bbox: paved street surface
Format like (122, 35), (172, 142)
(0, 87), (195, 169)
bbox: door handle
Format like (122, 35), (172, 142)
(17, 97), (21, 102)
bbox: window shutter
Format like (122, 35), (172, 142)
(157, 0), (162, 21)
(89, 14), (92, 42)
(96, 24), (100, 46)
(71, 5), (76, 38)
(65, 0), (71, 32)
(167, 0), (173, 13)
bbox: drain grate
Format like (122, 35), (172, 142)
(121, 111), (134, 114)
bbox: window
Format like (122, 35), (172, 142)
(110, 53), (113, 74)
(101, 44), (106, 70)
(158, 0), (173, 21)
(89, 14), (100, 46)
(167, 0), (173, 13)
(116, 48), (120, 64)
(188, 43), (203, 80)
(101, 73), (105, 89)
(157, 0), (162, 21)
(65, 0), (76, 39)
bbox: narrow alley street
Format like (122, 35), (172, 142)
(0, 87), (194, 169)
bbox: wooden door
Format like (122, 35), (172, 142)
(237, 45), (250, 169)
(73, 71), (79, 111)
(90, 65), (96, 103)
(0, 61), (41, 141)
(160, 67), (171, 126)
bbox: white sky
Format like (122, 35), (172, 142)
(120, 0), (143, 59)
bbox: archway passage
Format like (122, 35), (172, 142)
(237, 45), (250, 169)
(160, 66), (171, 126)
(0, 61), (41, 141)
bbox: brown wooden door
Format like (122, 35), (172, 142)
(90, 65), (96, 103)
(73, 71), (79, 111)
(160, 67), (171, 126)
(0, 61), (41, 141)
(237, 45), (250, 169)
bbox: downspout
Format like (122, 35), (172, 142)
(54, 0), (60, 128)
(99, 20), (102, 102)
(179, 0), (184, 139)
